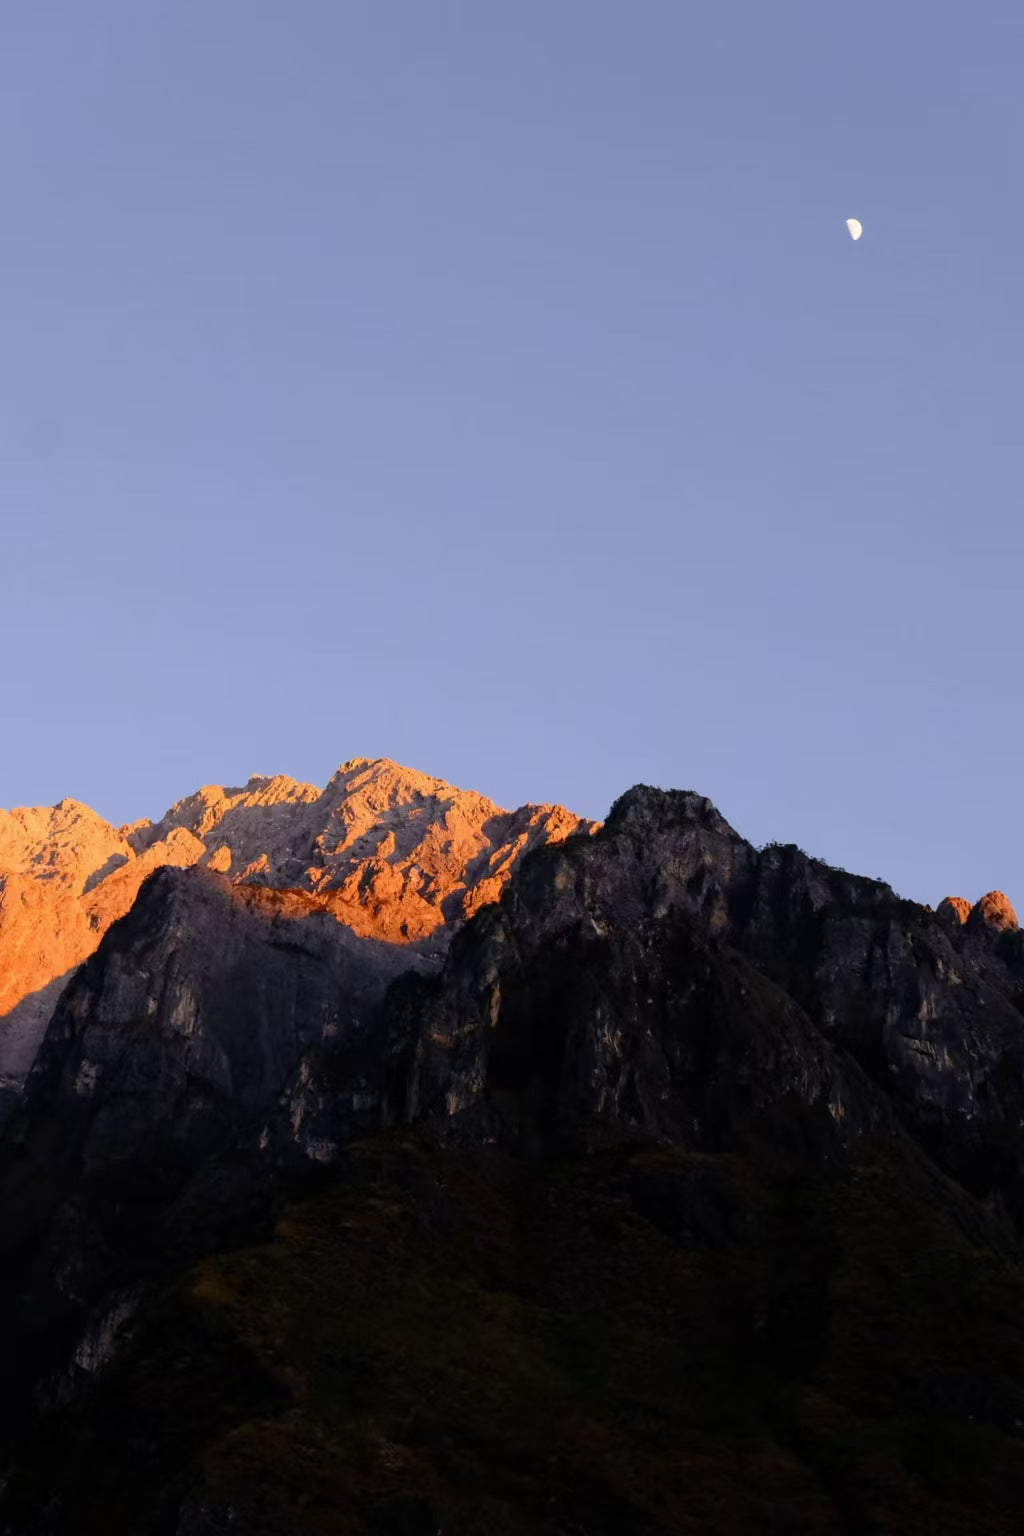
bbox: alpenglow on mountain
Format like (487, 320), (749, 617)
(0, 757), (1022, 1534)
(0, 757), (596, 1095)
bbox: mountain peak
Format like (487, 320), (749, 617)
(936, 892), (1018, 932)
(0, 759), (597, 1088)
(969, 890), (1019, 932)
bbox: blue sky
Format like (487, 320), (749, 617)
(1, 1), (1021, 905)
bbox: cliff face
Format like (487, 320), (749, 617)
(2, 774), (1024, 1534)
(0, 799), (202, 1086)
(28, 868), (425, 1172)
(0, 758), (596, 1087)
(335, 786), (1024, 1218)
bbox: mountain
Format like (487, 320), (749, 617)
(0, 758), (595, 1097)
(0, 769), (1023, 1533)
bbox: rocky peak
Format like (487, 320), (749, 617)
(936, 895), (972, 926)
(936, 892), (1019, 933)
(968, 889), (1019, 932)
(0, 799), (131, 896)
(0, 759), (596, 1088)
(605, 783), (736, 838)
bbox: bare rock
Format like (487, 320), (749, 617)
(936, 895), (972, 927)
(0, 760), (595, 1086)
(968, 890), (1020, 932)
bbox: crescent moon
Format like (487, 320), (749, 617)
(846, 218), (863, 241)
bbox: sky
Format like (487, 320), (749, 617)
(0, 1), (1021, 905)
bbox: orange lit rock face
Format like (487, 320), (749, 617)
(936, 896), (972, 927)
(969, 890), (1019, 933)
(0, 758), (597, 1080)
(936, 892), (1019, 933)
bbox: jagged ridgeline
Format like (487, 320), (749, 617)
(0, 762), (1023, 1534)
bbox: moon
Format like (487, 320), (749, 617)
(846, 218), (863, 241)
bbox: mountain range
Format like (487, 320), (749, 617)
(0, 758), (1022, 1534)
(0, 758), (594, 1098)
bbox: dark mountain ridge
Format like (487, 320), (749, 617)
(0, 781), (1023, 1533)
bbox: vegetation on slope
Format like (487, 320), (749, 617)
(5, 1131), (1024, 1535)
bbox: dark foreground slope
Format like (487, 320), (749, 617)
(1, 787), (1024, 1533)
(4, 1133), (1024, 1536)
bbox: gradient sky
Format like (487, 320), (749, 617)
(1, 1), (1021, 905)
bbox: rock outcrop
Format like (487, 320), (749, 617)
(936, 894), (972, 926)
(969, 889), (1020, 933)
(0, 758), (596, 1089)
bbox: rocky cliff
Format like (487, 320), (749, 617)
(0, 758), (596, 1090)
(333, 786), (1024, 1215)
(1, 772), (1023, 1534)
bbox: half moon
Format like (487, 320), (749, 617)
(846, 218), (863, 241)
